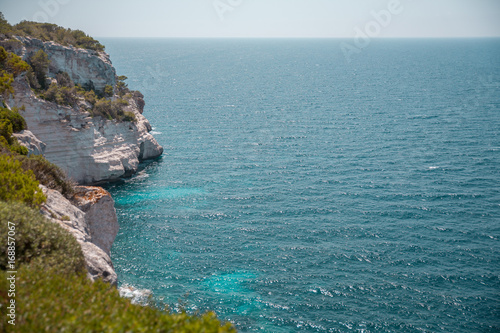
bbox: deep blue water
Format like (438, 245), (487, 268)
(102, 38), (500, 332)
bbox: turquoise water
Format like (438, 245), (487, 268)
(102, 39), (500, 332)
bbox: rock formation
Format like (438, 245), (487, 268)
(14, 36), (116, 92)
(12, 129), (46, 156)
(7, 37), (163, 184)
(40, 185), (118, 285)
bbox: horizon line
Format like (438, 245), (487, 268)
(95, 36), (500, 39)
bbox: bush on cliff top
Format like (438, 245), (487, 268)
(14, 21), (105, 51)
(0, 153), (45, 206)
(0, 13), (104, 52)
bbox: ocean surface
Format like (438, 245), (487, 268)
(101, 38), (500, 332)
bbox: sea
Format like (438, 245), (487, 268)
(100, 38), (500, 332)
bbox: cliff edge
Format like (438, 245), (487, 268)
(6, 36), (163, 184)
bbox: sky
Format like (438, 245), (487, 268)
(1, 0), (500, 38)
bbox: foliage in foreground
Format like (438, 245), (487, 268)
(0, 267), (236, 333)
(0, 201), (85, 274)
(0, 201), (236, 332)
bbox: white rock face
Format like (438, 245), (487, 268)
(15, 36), (116, 92)
(10, 76), (163, 184)
(12, 129), (46, 156)
(73, 186), (119, 255)
(40, 185), (118, 285)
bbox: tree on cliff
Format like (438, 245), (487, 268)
(30, 49), (50, 89)
(0, 13), (12, 36)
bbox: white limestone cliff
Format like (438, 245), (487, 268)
(7, 37), (163, 184)
(14, 36), (116, 92)
(72, 186), (119, 255)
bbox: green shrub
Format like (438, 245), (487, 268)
(59, 86), (77, 105)
(0, 267), (236, 333)
(0, 154), (46, 206)
(0, 71), (14, 97)
(0, 201), (85, 274)
(122, 111), (136, 122)
(16, 154), (74, 198)
(83, 89), (97, 105)
(116, 98), (129, 106)
(116, 75), (129, 97)
(103, 84), (113, 97)
(0, 46), (32, 96)
(0, 46), (7, 63)
(0, 106), (27, 133)
(9, 143), (28, 156)
(26, 67), (40, 89)
(4, 51), (30, 77)
(0, 12), (12, 35)
(0, 119), (13, 144)
(55, 71), (74, 87)
(29, 49), (50, 89)
(13, 21), (105, 52)
(42, 82), (77, 106)
(92, 98), (114, 119)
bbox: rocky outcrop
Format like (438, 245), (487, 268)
(9, 73), (163, 184)
(5, 37), (163, 184)
(40, 185), (118, 285)
(73, 186), (119, 255)
(13, 36), (116, 92)
(12, 129), (46, 156)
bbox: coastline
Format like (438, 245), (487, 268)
(1, 35), (164, 287)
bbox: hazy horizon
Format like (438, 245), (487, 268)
(1, 0), (499, 39)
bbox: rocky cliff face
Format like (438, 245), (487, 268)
(41, 185), (119, 285)
(8, 37), (163, 184)
(14, 36), (116, 92)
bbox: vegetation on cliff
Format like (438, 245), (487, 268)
(0, 13), (104, 52)
(22, 47), (137, 122)
(1, 11), (140, 123)
(0, 155), (46, 206)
